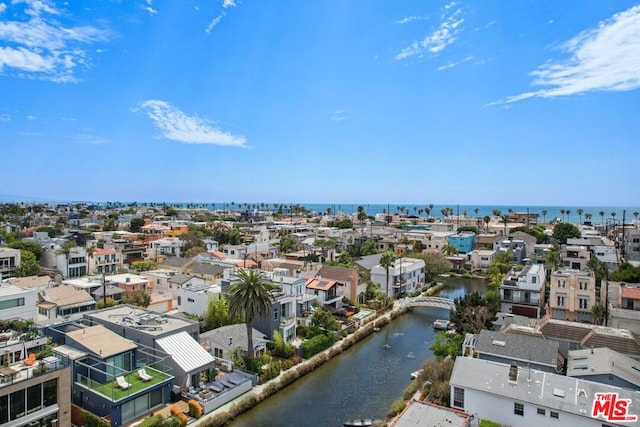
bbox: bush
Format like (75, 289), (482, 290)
(138, 415), (163, 427)
(188, 399), (203, 418)
(300, 334), (333, 358)
(161, 416), (181, 427)
(82, 409), (110, 427)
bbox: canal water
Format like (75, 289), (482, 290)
(230, 277), (486, 427)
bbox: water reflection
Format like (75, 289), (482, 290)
(229, 276), (486, 427)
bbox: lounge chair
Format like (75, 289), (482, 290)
(116, 375), (131, 390)
(138, 368), (152, 381)
(23, 353), (36, 367)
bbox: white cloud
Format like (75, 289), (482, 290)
(138, 100), (247, 147)
(395, 16), (428, 25)
(437, 55), (473, 71)
(74, 133), (109, 145)
(0, 1), (112, 82)
(330, 110), (351, 122)
(144, 0), (157, 15)
(223, 0), (236, 8)
(26, 114), (36, 120)
(0, 3), (6, 14)
(395, 6), (464, 60)
(206, 13), (224, 33)
(503, 5), (640, 103)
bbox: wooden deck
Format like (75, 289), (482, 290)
(153, 400), (189, 418)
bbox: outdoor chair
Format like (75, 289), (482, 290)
(116, 375), (131, 390)
(138, 368), (152, 381)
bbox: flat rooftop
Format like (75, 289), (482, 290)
(87, 305), (197, 336)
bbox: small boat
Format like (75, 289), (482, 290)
(433, 319), (451, 330)
(343, 419), (382, 427)
(410, 369), (423, 380)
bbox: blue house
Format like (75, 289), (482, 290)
(448, 232), (476, 254)
(48, 323), (174, 426)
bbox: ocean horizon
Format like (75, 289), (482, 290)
(2, 197), (639, 225)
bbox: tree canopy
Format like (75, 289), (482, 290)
(227, 269), (275, 359)
(552, 222), (581, 244)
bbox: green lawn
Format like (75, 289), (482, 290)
(80, 367), (173, 401)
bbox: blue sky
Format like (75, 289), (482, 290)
(1, 0), (639, 206)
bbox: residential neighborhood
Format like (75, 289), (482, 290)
(1, 202), (640, 426)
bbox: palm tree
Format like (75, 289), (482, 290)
(474, 208), (479, 217)
(492, 209), (501, 218)
(379, 250), (396, 299)
(560, 209), (565, 222)
(56, 241), (76, 278)
(541, 210), (548, 224)
(566, 209), (572, 223)
(227, 269), (275, 359)
(634, 211), (639, 222)
(576, 208), (584, 224)
(483, 215), (491, 232)
(599, 211), (605, 225)
(585, 213), (593, 223)
(501, 214), (509, 236)
(442, 244), (459, 256)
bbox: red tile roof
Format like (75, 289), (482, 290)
(621, 286), (640, 300)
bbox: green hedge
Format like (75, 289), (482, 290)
(300, 334), (334, 358)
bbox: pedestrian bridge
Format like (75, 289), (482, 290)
(400, 296), (456, 311)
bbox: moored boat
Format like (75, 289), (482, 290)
(433, 319), (451, 330)
(343, 419), (383, 427)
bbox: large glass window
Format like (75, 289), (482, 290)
(43, 378), (57, 407)
(0, 298), (25, 310)
(0, 394), (8, 424)
(10, 390), (25, 421)
(27, 384), (42, 414)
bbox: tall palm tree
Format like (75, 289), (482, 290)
(576, 208), (584, 224)
(541, 210), (548, 224)
(227, 269), (275, 359)
(501, 215), (509, 236)
(560, 209), (565, 222)
(474, 208), (479, 217)
(379, 250), (396, 299)
(599, 211), (605, 225)
(56, 241), (76, 278)
(483, 215), (491, 232)
(585, 213), (593, 223)
(566, 210), (572, 223)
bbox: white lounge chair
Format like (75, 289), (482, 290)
(116, 375), (131, 389)
(138, 368), (152, 381)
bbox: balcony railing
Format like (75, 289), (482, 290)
(280, 317), (295, 328)
(500, 296), (541, 305)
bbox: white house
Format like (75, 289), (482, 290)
(500, 264), (546, 319)
(0, 247), (21, 280)
(450, 356), (640, 427)
(469, 249), (497, 270)
(41, 243), (88, 278)
(0, 281), (37, 320)
(370, 257), (425, 298)
(176, 283), (220, 316)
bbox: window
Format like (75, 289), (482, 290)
(453, 387), (464, 408)
(532, 276), (537, 284)
(550, 411), (559, 419)
(537, 408), (546, 415)
(579, 282), (588, 290)
(514, 402), (524, 416)
(557, 295), (565, 307)
(579, 298), (588, 309)
(0, 298), (25, 310)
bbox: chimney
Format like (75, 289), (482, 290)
(509, 361), (518, 382)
